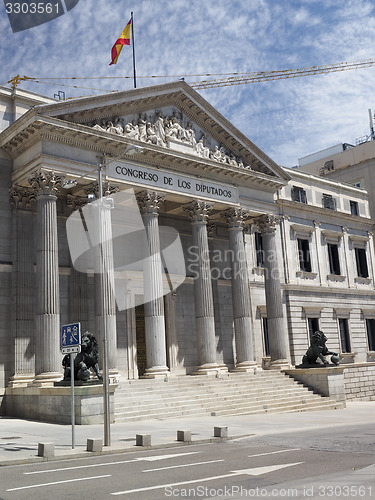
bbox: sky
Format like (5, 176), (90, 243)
(1, 0), (375, 168)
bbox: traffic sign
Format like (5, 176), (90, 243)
(61, 322), (81, 354)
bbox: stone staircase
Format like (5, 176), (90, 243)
(114, 370), (344, 423)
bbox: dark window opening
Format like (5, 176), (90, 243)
(366, 319), (375, 351)
(255, 232), (264, 268)
(308, 318), (320, 340)
(322, 194), (336, 210)
(350, 200), (359, 216)
(297, 238), (312, 272)
(327, 243), (341, 275)
(291, 186), (307, 203)
(262, 317), (270, 357)
(339, 318), (351, 353)
(355, 247), (369, 278)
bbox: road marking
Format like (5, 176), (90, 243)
(7, 474), (112, 492)
(142, 459), (224, 472)
(248, 448), (301, 458)
(111, 462), (304, 496)
(24, 451), (200, 475)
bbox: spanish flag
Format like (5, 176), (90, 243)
(109, 18), (131, 65)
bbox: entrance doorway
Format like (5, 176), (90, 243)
(135, 304), (146, 377)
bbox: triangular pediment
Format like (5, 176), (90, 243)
(34, 81), (289, 183)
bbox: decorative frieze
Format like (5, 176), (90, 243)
(90, 109), (255, 171)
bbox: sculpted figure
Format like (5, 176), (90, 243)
(63, 332), (103, 382)
(185, 122), (196, 147)
(138, 114), (147, 142)
(124, 119), (139, 140)
(93, 120), (106, 131)
(302, 330), (339, 366)
(146, 122), (159, 145)
(154, 111), (166, 145)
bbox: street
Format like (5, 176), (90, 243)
(0, 421), (374, 499)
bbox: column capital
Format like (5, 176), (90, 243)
(9, 185), (36, 210)
(256, 214), (281, 233)
(28, 171), (63, 197)
(137, 190), (165, 215)
(66, 194), (88, 214)
(224, 207), (250, 229)
(84, 181), (119, 199)
(184, 200), (213, 223)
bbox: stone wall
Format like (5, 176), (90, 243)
(343, 363), (375, 401)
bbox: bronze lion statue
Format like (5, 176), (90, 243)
(63, 331), (103, 382)
(302, 330), (339, 366)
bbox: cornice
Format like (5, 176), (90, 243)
(277, 198), (373, 229)
(5, 118), (286, 191)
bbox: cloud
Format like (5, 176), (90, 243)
(1, 0), (375, 167)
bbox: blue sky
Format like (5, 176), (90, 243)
(1, 0), (375, 167)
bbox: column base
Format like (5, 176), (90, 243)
(266, 359), (290, 370)
(7, 374), (35, 388)
(108, 368), (120, 384)
(233, 361), (258, 373)
(193, 363), (220, 376)
(32, 372), (63, 387)
(142, 366), (170, 379)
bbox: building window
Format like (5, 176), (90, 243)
(327, 243), (341, 275)
(262, 317), (270, 357)
(254, 232), (264, 268)
(339, 318), (351, 353)
(355, 247), (369, 278)
(308, 318), (320, 340)
(322, 193), (336, 210)
(366, 319), (375, 351)
(291, 186), (307, 203)
(350, 200), (359, 216)
(297, 238), (312, 272)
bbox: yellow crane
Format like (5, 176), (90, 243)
(6, 58), (375, 93)
(190, 58), (375, 90)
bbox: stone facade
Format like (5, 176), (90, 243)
(0, 82), (374, 420)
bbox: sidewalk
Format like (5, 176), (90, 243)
(0, 401), (374, 466)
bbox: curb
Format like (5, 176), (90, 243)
(0, 433), (254, 467)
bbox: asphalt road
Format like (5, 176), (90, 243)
(1, 422), (374, 500)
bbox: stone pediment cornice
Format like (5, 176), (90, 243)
(3, 116), (286, 191)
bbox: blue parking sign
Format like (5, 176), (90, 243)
(61, 323), (81, 354)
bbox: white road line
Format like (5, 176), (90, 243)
(7, 474), (112, 492)
(111, 462), (304, 496)
(248, 448), (301, 458)
(142, 459), (224, 472)
(24, 451), (200, 475)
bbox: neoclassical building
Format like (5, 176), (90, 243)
(0, 82), (374, 418)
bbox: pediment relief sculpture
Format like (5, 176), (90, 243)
(90, 108), (255, 172)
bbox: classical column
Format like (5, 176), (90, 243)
(164, 291), (182, 375)
(224, 208), (256, 371)
(84, 184), (118, 380)
(28, 172), (63, 385)
(257, 215), (290, 368)
(66, 195), (89, 333)
(137, 190), (169, 378)
(185, 200), (219, 375)
(8, 186), (36, 387)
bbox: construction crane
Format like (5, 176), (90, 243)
(6, 58), (375, 93)
(190, 59), (375, 90)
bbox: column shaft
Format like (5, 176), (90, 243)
(225, 208), (256, 371)
(29, 172), (63, 385)
(138, 190), (169, 378)
(258, 215), (290, 368)
(186, 200), (218, 374)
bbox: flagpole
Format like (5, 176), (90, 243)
(131, 12), (137, 88)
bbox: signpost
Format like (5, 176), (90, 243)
(61, 322), (81, 449)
